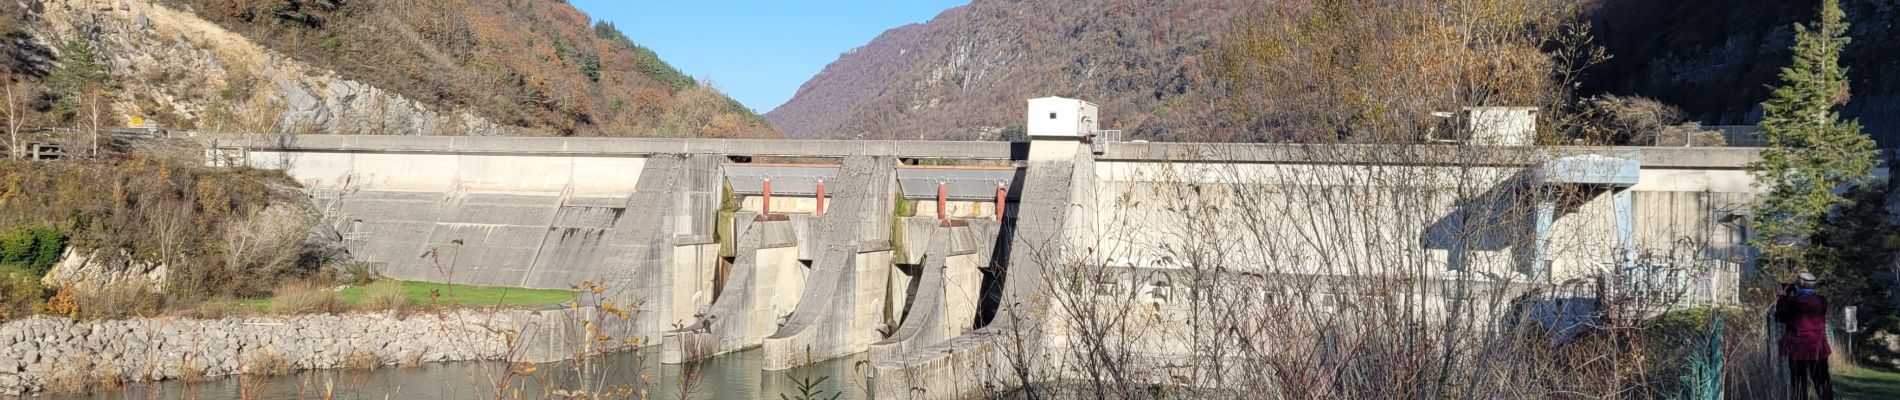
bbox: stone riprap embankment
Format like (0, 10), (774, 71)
(0, 311), (524, 395)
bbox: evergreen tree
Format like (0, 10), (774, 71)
(1808, 184), (1897, 310)
(47, 38), (105, 122)
(1745, 0), (1878, 270)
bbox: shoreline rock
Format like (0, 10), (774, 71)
(0, 311), (523, 395)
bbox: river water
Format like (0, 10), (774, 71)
(48, 348), (871, 399)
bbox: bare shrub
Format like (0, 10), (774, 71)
(1576, 94), (1689, 145)
(72, 284), (166, 319)
(44, 357), (94, 393)
(268, 281), (342, 315)
(342, 348), (383, 371)
(219, 205), (319, 293)
(177, 355), (212, 383)
(399, 351), (424, 367)
(243, 350), (294, 376)
(94, 362), (126, 391)
(489, 279), (656, 398)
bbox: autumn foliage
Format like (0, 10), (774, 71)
(159, 0), (779, 138)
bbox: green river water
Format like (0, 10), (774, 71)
(46, 348), (871, 399)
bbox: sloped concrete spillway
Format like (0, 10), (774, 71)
(662, 211), (804, 363)
(868, 221), (1000, 363)
(870, 140), (1096, 398)
(251, 147), (727, 360)
(759, 156), (899, 370)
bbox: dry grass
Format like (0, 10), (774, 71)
(182, 298), (247, 319)
(399, 351), (425, 367)
(355, 279), (407, 312)
(177, 355), (211, 383)
(70, 284), (165, 320)
(267, 281), (342, 315)
(242, 350), (293, 376)
(341, 348), (383, 371)
(95, 362), (126, 391)
(42, 357), (90, 393)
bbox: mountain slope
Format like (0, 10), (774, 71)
(1579, 0), (1899, 145)
(767, 0), (1263, 140)
(1, 0), (774, 138)
(774, 0), (1898, 145)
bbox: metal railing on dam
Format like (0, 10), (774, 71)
(203, 133), (1024, 160)
(203, 133), (1767, 169)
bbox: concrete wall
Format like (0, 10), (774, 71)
(1085, 159), (1761, 291)
(911, 200), (1000, 220)
(245, 150), (645, 194)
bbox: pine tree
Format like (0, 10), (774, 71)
(48, 38), (105, 122)
(1745, 0), (1878, 270)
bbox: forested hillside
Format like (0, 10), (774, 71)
(766, 0), (1266, 140)
(1578, 0), (1899, 145)
(1, 0), (776, 138)
(767, 0), (1585, 142)
(772, 0), (1899, 145)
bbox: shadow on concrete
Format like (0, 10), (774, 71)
(972, 166), (1026, 329)
(1420, 170), (1600, 277)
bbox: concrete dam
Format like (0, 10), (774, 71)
(204, 100), (1797, 398)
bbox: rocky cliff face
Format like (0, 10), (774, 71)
(21, 0), (505, 135)
(39, 247), (166, 293)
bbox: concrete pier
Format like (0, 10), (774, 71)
(869, 139), (1097, 397)
(603, 154), (723, 341)
(760, 156), (899, 370)
(868, 221), (996, 363)
(662, 213), (803, 363)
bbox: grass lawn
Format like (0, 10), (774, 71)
(1837, 366), (1900, 400)
(236, 280), (578, 311)
(336, 280), (578, 307)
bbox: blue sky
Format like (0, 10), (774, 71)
(570, 1), (968, 114)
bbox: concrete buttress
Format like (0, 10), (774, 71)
(661, 212), (803, 363)
(867, 221), (997, 364)
(604, 154), (723, 346)
(760, 155), (897, 370)
(870, 139), (1094, 399)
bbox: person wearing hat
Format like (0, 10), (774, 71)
(1775, 270), (1833, 399)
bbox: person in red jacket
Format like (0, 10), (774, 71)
(1775, 271), (1833, 400)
